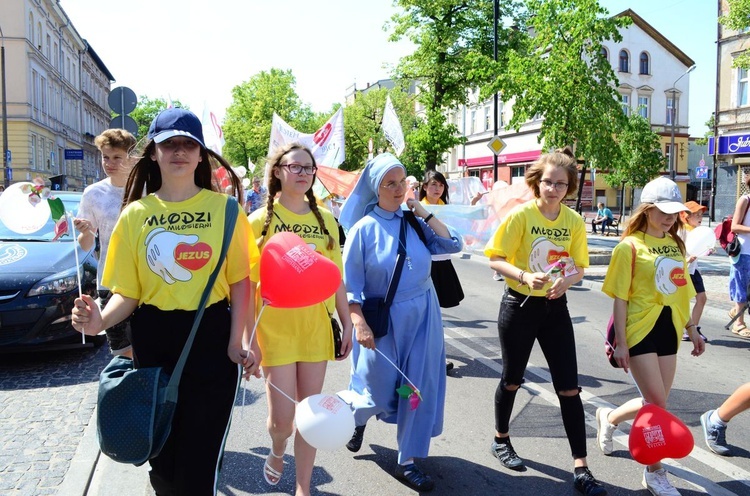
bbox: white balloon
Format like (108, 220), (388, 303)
(685, 226), (716, 257)
(242, 178), (251, 189)
(0, 182), (51, 234)
(233, 165), (247, 177)
(295, 394), (355, 451)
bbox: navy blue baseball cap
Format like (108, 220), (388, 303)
(147, 108), (206, 148)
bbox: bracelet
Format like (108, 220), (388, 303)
(686, 324), (696, 330)
(517, 270), (527, 286)
(424, 213), (434, 223)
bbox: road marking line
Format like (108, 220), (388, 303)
(444, 325), (749, 495)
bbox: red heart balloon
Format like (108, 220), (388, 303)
(260, 232), (341, 308)
(629, 403), (694, 465)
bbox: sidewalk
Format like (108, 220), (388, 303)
(62, 233), (734, 496)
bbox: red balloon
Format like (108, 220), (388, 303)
(629, 403), (694, 465)
(260, 232), (341, 308)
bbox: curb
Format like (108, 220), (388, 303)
(57, 407), (100, 496)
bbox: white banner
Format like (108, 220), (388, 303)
(382, 95), (405, 157)
(268, 108), (345, 168)
(201, 107), (225, 155)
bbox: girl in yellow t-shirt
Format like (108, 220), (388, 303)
(484, 147), (607, 494)
(71, 108), (257, 495)
(598, 177), (705, 495)
(248, 143), (352, 494)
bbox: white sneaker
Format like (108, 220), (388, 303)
(642, 468), (681, 496)
(595, 407), (616, 455)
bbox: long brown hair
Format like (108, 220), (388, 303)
(258, 143), (335, 250)
(122, 141), (242, 208)
(623, 203), (686, 255)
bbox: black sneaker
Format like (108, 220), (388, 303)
(446, 361), (455, 374)
(490, 440), (525, 471)
(394, 463), (435, 492)
(573, 467), (607, 495)
(346, 425), (366, 453)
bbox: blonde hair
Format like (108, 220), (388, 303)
(525, 147), (579, 198)
(623, 203), (686, 255)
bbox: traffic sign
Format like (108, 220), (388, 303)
(698, 158), (705, 167)
(487, 136), (506, 156)
(110, 115), (139, 136)
(4, 149), (10, 164)
(108, 86), (137, 114)
(695, 166), (708, 179)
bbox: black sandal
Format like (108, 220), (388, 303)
(395, 463), (435, 492)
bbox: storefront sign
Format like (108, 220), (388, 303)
(708, 134), (750, 155)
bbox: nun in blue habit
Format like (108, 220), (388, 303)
(338, 153), (462, 492)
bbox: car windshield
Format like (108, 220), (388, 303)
(0, 193), (81, 242)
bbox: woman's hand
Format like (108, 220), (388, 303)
(336, 321), (354, 361)
(687, 255), (697, 264)
(71, 294), (103, 336)
(354, 321), (376, 351)
(545, 276), (570, 300)
(688, 327), (706, 357)
(526, 271), (550, 291)
(228, 344), (259, 379)
(405, 198), (428, 218)
(613, 345), (630, 373)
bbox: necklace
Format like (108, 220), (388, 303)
(396, 218), (412, 271)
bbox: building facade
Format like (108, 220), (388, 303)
(0, 0), (113, 190)
(711, 0), (750, 221)
(444, 9), (695, 212)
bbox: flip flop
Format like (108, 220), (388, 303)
(731, 323), (750, 338)
(729, 308), (739, 319)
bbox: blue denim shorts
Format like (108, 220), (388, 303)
(729, 254), (750, 303)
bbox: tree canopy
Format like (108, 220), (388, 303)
(222, 69), (322, 173)
(130, 96), (187, 141)
(721, 0), (750, 68)
(389, 0), (522, 170)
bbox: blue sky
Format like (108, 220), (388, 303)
(61, 0), (715, 135)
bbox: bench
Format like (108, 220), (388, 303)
(582, 212), (620, 236)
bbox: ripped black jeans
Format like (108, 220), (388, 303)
(494, 287), (587, 459)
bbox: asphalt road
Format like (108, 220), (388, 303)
(4, 251), (750, 495)
(210, 254), (750, 496)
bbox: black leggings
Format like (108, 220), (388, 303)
(130, 300), (239, 496)
(494, 288), (587, 459)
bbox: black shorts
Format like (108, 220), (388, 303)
(690, 269), (705, 294)
(629, 306), (678, 358)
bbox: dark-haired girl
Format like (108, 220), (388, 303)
(484, 148), (606, 495)
(248, 143), (352, 496)
(72, 108), (258, 495)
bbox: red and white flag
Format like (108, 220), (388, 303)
(382, 95), (405, 157)
(268, 108), (345, 168)
(201, 107), (225, 155)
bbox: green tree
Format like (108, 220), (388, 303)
(341, 86), (418, 174)
(721, 0), (750, 68)
(606, 112), (666, 189)
(129, 96), (187, 141)
(695, 114), (715, 147)
(486, 0), (632, 210)
(222, 68), (319, 171)
(389, 0), (521, 170)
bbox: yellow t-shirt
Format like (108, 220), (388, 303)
(484, 200), (589, 296)
(103, 190), (257, 310)
(420, 198), (446, 206)
(602, 232), (696, 348)
(248, 201), (342, 366)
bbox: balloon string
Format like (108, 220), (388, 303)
(241, 303), (299, 410)
(374, 348), (420, 395)
(67, 212), (85, 345)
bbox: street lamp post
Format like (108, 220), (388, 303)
(492, 0), (499, 183)
(669, 64), (696, 180)
(0, 25), (8, 189)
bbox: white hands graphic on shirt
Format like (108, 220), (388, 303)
(144, 228), (196, 285)
(654, 256), (683, 295)
(528, 237), (566, 274)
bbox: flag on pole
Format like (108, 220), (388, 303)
(382, 95), (405, 157)
(166, 95), (174, 109)
(201, 107), (225, 155)
(268, 108), (345, 167)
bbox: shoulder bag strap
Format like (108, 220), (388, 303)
(383, 216), (407, 306)
(404, 210), (427, 246)
(166, 197), (239, 399)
